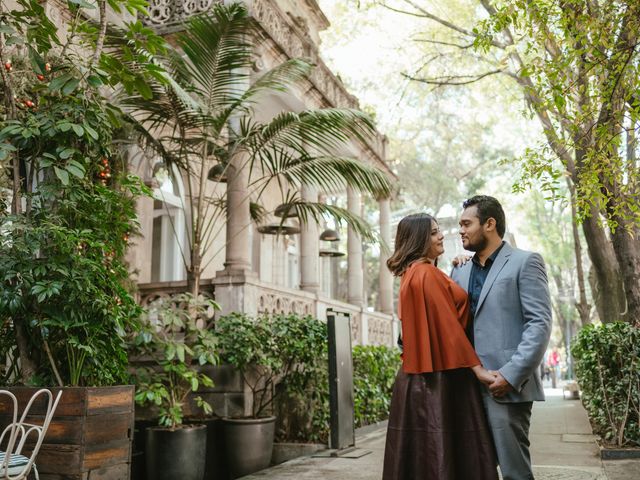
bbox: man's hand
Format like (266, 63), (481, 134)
(488, 371), (513, 397)
(452, 254), (472, 267)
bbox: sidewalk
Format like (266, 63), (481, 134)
(242, 388), (639, 479)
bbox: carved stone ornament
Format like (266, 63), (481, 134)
(144, 0), (215, 25)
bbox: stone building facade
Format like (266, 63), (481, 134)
(129, 0), (399, 347)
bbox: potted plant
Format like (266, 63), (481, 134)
(0, 0), (169, 477)
(131, 293), (219, 480)
(215, 312), (326, 478)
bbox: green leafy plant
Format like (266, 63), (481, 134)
(216, 312), (326, 419)
(352, 345), (401, 428)
(573, 322), (640, 447)
(0, 0), (170, 385)
(0, 58), (148, 385)
(274, 338), (401, 443)
(131, 294), (219, 429)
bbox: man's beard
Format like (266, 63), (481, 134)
(464, 234), (488, 252)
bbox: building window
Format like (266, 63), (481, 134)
(150, 163), (187, 282)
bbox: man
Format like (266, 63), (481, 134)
(451, 195), (552, 480)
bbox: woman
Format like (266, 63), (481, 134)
(382, 213), (498, 480)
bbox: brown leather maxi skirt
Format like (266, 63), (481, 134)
(382, 368), (498, 480)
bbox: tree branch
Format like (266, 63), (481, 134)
(90, 0), (107, 67)
(402, 68), (505, 86)
(386, 0), (507, 48)
(411, 37), (475, 49)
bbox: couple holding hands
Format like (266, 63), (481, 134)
(382, 195), (552, 480)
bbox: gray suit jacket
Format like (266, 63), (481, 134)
(451, 242), (552, 402)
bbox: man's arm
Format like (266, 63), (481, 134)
(498, 253), (552, 392)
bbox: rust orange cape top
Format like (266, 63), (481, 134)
(399, 261), (481, 374)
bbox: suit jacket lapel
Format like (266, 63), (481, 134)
(475, 242), (512, 314)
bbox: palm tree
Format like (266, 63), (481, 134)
(120, 3), (393, 296)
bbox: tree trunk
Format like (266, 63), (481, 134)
(580, 207), (625, 323)
(187, 249), (201, 297)
(14, 316), (38, 384)
(610, 223), (640, 326)
(567, 179), (591, 326)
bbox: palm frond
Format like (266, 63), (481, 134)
(177, 5), (253, 113)
(244, 108), (378, 163)
(242, 58), (313, 99)
(276, 200), (378, 244)
(251, 152), (392, 199)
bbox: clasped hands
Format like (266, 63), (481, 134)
(475, 367), (513, 397)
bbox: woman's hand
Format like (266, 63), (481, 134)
(471, 365), (497, 386)
(452, 254), (472, 267)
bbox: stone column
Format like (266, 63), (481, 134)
(221, 152), (252, 274)
(300, 185), (320, 293)
(378, 196), (394, 314)
(347, 187), (364, 306)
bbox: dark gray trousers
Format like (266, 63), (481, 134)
(482, 393), (534, 480)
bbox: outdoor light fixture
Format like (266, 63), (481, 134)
(319, 248), (345, 257)
(257, 223), (301, 235)
(274, 203), (299, 218)
(207, 163), (227, 183)
(319, 228), (340, 242)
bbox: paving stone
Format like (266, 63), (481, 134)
(562, 434), (599, 443)
(530, 465), (607, 480)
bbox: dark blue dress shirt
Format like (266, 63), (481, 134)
(467, 241), (505, 344)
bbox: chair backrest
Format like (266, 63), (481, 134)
(0, 389), (62, 480)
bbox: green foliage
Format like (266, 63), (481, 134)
(352, 345), (401, 428)
(472, 0), (640, 229)
(572, 322), (640, 447)
(131, 294), (219, 429)
(0, 177), (145, 385)
(0, 0), (168, 386)
(275, 339), (401, 444)
(0, 68), (146, 385)
(216, 312), (326, 419)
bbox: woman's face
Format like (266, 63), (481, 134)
(425, 221), (445, 260)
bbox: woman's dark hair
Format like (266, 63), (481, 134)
(462, 195), (506, 238)
(386, 213), (437, 276)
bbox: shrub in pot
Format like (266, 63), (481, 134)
(131, 293), (219, 480)
(215, 312), (326, 478)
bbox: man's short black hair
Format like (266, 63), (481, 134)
(463, 195), (506, 238)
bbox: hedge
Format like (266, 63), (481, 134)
(273, 319), (401, 443)
(572, 322), (640, 447)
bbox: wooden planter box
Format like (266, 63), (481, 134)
(0, 386), (134, 480)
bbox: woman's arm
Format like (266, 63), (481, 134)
(472, 365), (497, 385)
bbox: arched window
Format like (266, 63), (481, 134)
(151, 162), (187, 282)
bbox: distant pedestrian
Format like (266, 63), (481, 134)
(382, 213), (498, 480)
(451, 195), (552, 480)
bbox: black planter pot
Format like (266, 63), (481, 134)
(145, 424), (207, 480)
(222, 416), (276, 478)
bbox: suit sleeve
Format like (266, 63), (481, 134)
(499, 253), (552, 392)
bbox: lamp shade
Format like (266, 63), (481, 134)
(257, 223), (301, 235)
(207, 163), (227, 183)
(319, 229), (340, 242)
(274, 203), (299, 218)
(319, 248), (345, 257)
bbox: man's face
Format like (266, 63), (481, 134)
(459, 205), (488, 252)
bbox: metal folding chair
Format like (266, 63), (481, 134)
(0, 389), (62, 480)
